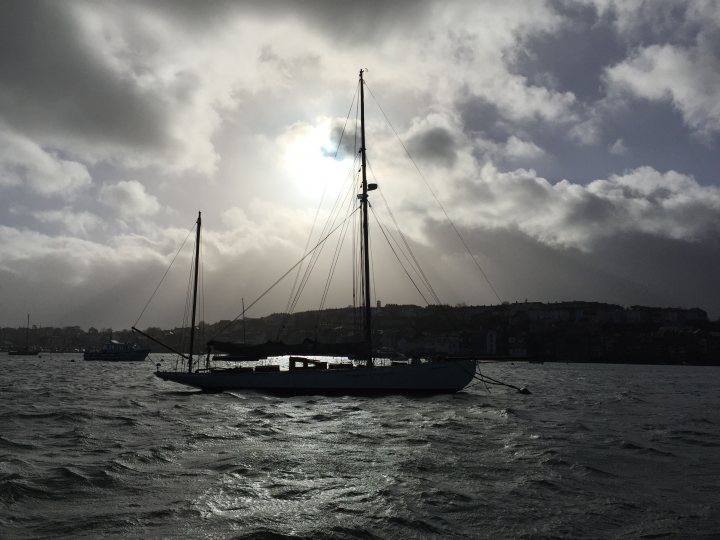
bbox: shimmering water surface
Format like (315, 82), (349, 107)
(1, 354), (719, 539)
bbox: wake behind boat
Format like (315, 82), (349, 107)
(140, 70), (479, 395)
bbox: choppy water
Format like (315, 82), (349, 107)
(1, 354), (719, 539)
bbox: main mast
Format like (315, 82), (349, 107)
(359, 69), (373, 366)
(188, 211), (201, 373)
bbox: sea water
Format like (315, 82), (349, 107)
(1, 355), (718, 539)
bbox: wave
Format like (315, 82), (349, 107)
(232, 529), (378, 540)
(573, 464), (619, 478)
(0, 436), (36, 451)
(0, 478), (51, 503)
(620, 440), (677, 456)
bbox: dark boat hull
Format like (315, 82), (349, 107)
(8, 350), (40, 356)
(84, 349), (150, 362)
(156, 358), (477, 395)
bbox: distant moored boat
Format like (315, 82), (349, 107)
(8, 314), (40, 356)
(84, 340), (150, 362)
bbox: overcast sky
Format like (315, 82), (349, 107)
(1, 0), (719, 330)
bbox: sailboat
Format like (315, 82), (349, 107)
(8, 314), (40, 356)
(144, 70), (477, 394)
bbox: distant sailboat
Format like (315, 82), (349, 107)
(140, 70), (477, 394)
(8, 314), (40, 356)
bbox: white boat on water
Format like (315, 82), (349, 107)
(139, 70), (478, 395)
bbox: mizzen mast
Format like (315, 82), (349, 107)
(188, 211), (201, 373)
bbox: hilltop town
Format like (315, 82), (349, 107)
(2, 301), (718, 365)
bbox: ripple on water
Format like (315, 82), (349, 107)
(1, 358), (719, 539)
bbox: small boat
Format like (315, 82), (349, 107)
(83, 339), (150, 362)
(8, 314), (40, 356)
(142, 70), (477, 395)
(7, 349), (40, 357)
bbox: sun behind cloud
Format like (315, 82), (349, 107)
(277, 118), (355, 202)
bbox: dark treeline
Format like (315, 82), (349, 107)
(2, 301), (718, 365)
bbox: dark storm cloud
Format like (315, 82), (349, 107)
(561, 192), (618, 229)
(0, 2), (167, 150)
(421, 222), (720, 318)
(510, 1), (626, 102)
(326, 122), (358, 160)
(457, 97), (511, 142)
(129, 0), (435, 41)
(406, 126), (458, 167)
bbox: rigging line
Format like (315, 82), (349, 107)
(370, 205), (431, 305)
(301, 195), (357, 321)
(293, 154), (358, 290)
(365, 163), (437, 302)
(286, 166), (357, 318)
(474, 370), (529, 394)
(351, 182), (357, 309)
(351, 191), (359, 331)
(378, 176), (442, 304)
(200, 240), (205, 350)
(359, 207), (367, 316)
(364, 83), (502, 303)
(281, 84), (358, 314)
(318, 204), (351, 312)
(373, 198), (437, 304)
(179, 245), (195, 362)
(278, 157), (359, 339)
(314, 203), (354, 338)
(292, 162), (355, 310)
(334, 81), (359, 159)
(369, 211), (378, 310)
(209, 207), (361, 341)
(133, 222), (195, 327)
(318, 192), (356, 311)
(366, 158), (441, 304)
(283, 185), (327, 315)
(282, 164), (344, 316)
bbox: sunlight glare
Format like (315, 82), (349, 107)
(280, 120), (353, 201)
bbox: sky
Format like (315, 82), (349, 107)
(1, 0), (719, 330)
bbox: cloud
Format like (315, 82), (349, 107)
(406, 115), (459, 168)
(0, 222), (181, 327)
(448, 164), (720, 250)
(606, 44), (720, 139)
(0, 2), (263, 176)
(99, 180), (161, 216)
(31, 208), (102, 237)
(0, 0), (718, 326)
(475, 135), (546, 165)
(0, 129), (91, 196)
(218, 199), (340, 258)
(609, 138), (628, 155)
(420, 221), (720, 315)
(590, 0), (720, 46)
